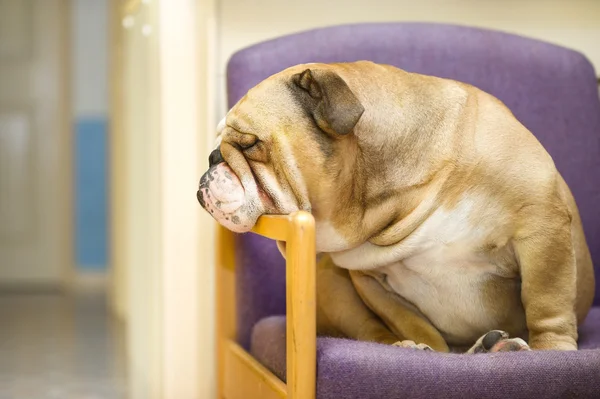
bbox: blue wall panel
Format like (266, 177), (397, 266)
(75, 118), (108, 270)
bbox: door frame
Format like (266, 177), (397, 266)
(108, 0), (127, 320)
(60, 0), (75, 291)
(109, 0), (217, 397)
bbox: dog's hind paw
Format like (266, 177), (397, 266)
(468, 330), (531, 354)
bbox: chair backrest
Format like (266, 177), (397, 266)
(228, 22), (600, 349)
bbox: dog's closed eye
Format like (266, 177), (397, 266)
(240, 140), (258, 150)
(243, 140), (267, 163)
(235, 132), (258, 150)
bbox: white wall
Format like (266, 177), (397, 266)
(73, 0), (108, 118)
(216, 0), (600, 119)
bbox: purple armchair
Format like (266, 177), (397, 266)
(227, 23), (600, 398)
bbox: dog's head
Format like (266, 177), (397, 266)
(197, 64), (365, 243)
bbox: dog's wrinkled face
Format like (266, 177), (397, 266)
(197, 64), (365, 234)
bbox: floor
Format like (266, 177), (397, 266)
(0, 290), (127, 398)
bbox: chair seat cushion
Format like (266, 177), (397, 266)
(250, 307), (600, 399)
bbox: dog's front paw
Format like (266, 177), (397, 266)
(468, 330), (531, 354)
(392, 340), (434, 351)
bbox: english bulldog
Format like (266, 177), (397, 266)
(197, 61), (595, 353)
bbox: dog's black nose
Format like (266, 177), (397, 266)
(208, 148), (224, 167)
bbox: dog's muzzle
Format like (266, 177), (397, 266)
(197, 147), (253, 232)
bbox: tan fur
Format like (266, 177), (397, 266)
(199, 61), (595, 351)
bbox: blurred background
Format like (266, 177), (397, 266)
(0, 0), (598, 398)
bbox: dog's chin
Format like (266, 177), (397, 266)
(199, 189), (260, 233)
(197, 162), (289, 233)
(217, 214), (258, 234)
(197, 163), (253, 231)
(200, 196), (257, 233)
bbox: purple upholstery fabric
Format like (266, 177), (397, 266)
(234, 233), (285, 349)
(251, 309), (600, 398)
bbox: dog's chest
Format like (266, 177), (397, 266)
(371, 201), (519, 343)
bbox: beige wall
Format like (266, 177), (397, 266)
(216, 0), (600, 119)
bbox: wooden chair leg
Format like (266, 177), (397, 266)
(286, 212), (317, 399)
(216, 225), (237, 399)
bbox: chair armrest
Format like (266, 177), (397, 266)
(251, 212), (317, 399)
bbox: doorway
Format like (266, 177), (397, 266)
(0, 0), (72, 286)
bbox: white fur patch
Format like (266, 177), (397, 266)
(216, 116), (226, 132)
(316, 221), (349, 253)
(332, 198), (487, 269)
(214, 117), (226, 149)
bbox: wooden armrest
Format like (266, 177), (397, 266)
(251, 212), (317, 399)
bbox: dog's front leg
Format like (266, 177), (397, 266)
(317, 255), (401, 345)
(349, 270), (450, 352)
(514, 207), (578, 351)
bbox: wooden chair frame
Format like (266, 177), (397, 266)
(216, 211), (317, 399)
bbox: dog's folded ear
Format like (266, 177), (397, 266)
(292, 68), (364, 135)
